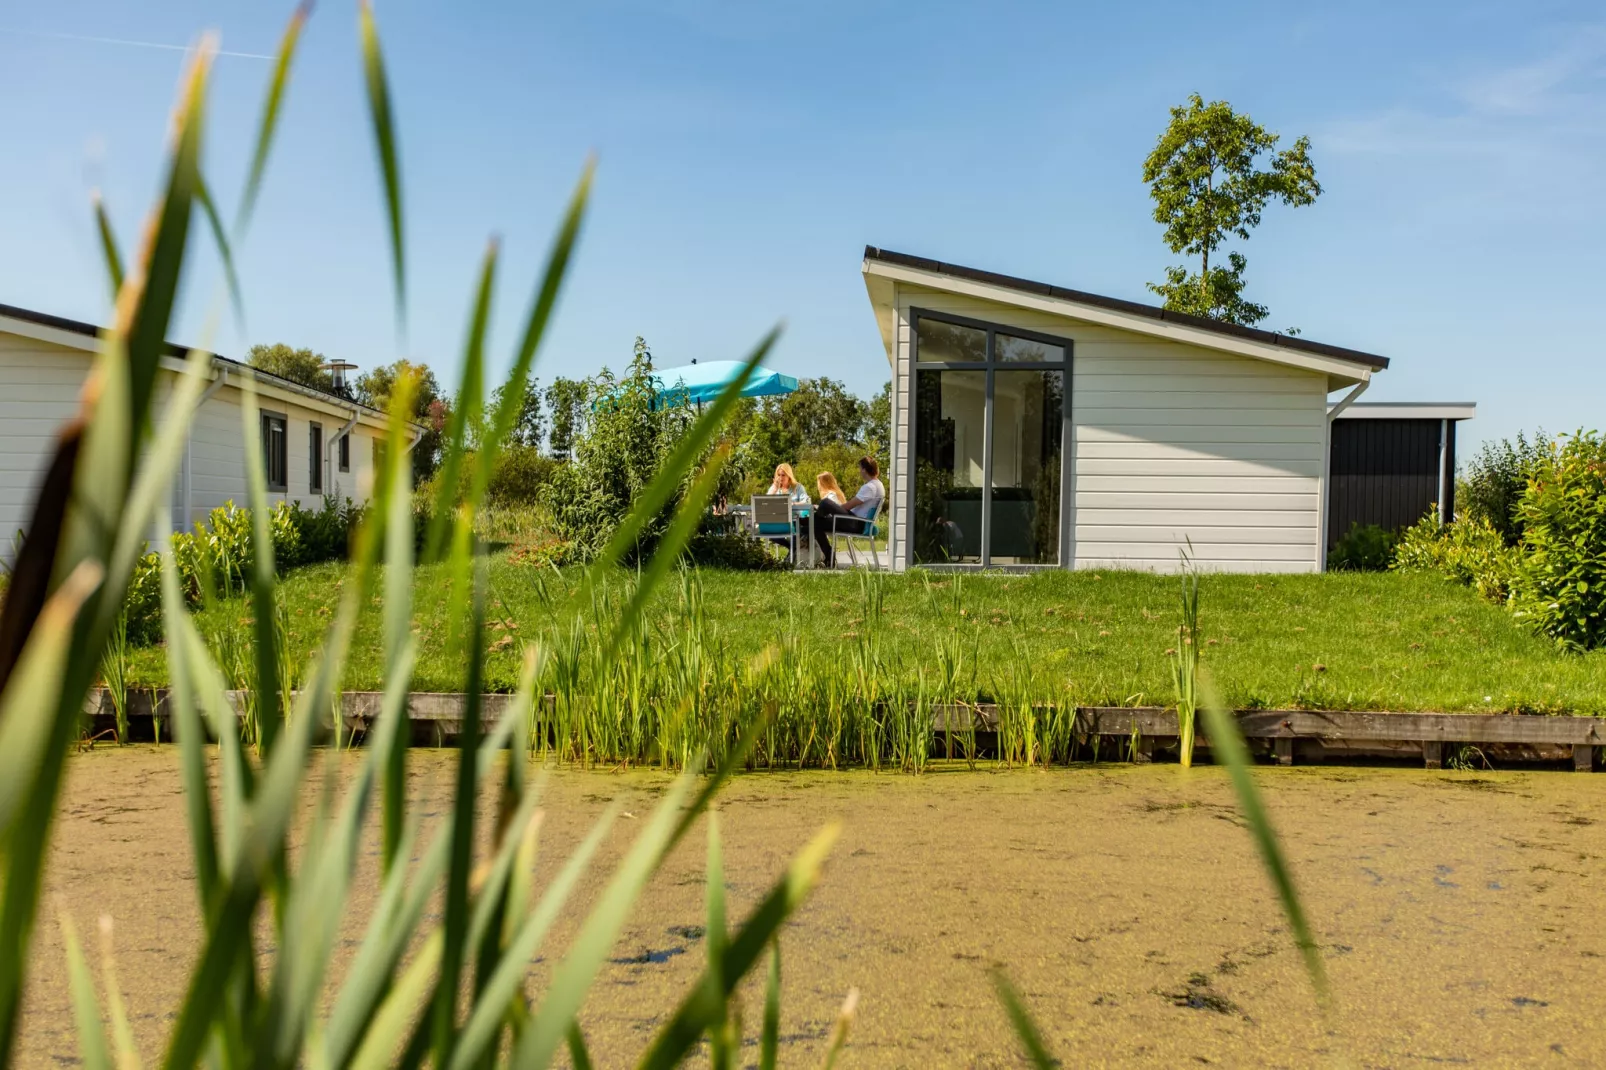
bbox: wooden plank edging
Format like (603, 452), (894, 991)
(82, 689), (1605, 745)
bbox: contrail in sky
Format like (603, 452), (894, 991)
(0, 25), (272, 60)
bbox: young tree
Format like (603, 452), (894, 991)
(247, 342), (332, 391)
(1143, 94), (1320, 326)
(544, 376), (588, 462)
(490, 375), (545, 449)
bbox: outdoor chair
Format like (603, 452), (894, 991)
(823, 498), (885, 570)
(749, 494), (797, 565)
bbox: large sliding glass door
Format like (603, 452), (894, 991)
(910, 312), (1070, 567)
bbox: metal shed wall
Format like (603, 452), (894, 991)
(1327, 418), (1455, 548)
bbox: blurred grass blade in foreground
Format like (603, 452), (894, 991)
(637, 824), (841, 1070)
(992, 969), (1058, 1069)
(237, 2), (309, 233)
(359, 0), (405, 320)
(1199, 672), (1330, 1001)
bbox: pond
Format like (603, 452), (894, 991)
(22, 750), (1606, 1066)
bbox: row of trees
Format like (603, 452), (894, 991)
(245, 340), (889, 495)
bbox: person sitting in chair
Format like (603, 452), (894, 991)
(811, 456), (884, 567)
(762, 462), (811, 561)
(767, 462), (810, 504)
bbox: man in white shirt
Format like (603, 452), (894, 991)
(811, 456), (884, 567)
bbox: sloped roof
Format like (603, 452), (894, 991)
(0, 300), (392, 420)
(863, 247), (1389, 371)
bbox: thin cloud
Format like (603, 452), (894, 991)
(1323, 26), (1606, 157)
(0, 25), (271, 60)
(1318, 27), (1606, 222)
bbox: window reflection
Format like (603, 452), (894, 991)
(913, 369), (985, 564)
(915, 318), (985, 363)
(989, 370), (1063, 564)
(996, 332), (1066, 363)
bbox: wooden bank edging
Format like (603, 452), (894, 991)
(82, 689), (1603, 771)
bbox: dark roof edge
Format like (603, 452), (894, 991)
(862, 247), (1390, 371)
(0, 300), (393, 419)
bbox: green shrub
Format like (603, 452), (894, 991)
(687, 521), (785, 571)
(1458, 430), (1549, 544)
(541, 340), (703, 563)
(1511, 430), (1606, 650)
(124, 498), (360, 644)
(1391, 513), (1520, 602)
(486, 444), (558, 504)
(1327, 523), (1396, 571)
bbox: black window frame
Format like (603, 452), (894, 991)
(338, 431), (350, 473)
(908, 308), (1074, 569)
(309, 421), (323, 494)
(261, 410), (289, 493)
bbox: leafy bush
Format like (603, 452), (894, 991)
(1458, 430), (1549, 545)
(1391, 513), (1520, 602)
(541, 341), (700, 563)
(1327, 523), (1396, 572)
(687, 522), (785, 571)
(1510, 430), (1606, 650)
(486, 444), (558, 504)
(124, 498), (359, 644)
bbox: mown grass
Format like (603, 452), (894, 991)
(126, 558), (1606, 714)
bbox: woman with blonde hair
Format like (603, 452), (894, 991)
(811, 456), (885, 568)
(816, 471), (846, 505)
(767, 462), (810, 504)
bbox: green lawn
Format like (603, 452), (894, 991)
(124, 557), (1606, 715)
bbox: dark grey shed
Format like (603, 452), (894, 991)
(1327, 403), (1476, 549)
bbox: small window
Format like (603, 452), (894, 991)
(261, 412), (288, 492)
(373, 436), (388, 474)
(339, 432), (350, 472)
(309, 422), (323, 494)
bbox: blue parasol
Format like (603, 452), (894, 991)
(651, 360), (798, 406)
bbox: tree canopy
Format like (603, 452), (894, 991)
(543, 377), (588, 462)
(355, 359), (447, 479)
(246, 343), (332, 391)
(490, 375), (545, 450)
(1143, 94), (1320, 326)
(741, 377), (869, 473)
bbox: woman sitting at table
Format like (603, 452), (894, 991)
(767, 463), (810, 504)
(810, 456), (885, 568)
(816, 471), (846, 506)
(762, 462), (811, 561)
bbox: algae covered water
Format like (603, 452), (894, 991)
(24, 749), (1606, 1067)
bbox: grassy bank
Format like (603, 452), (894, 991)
(125, 558), (1606, 716)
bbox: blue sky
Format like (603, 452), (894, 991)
(1, 1), (1602, 452)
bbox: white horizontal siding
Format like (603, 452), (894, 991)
(1076, 555), (1317, 574)
(0, 332), (387, 553)
(182, 376), (380, 531)
(1076, 440), (1323, 461)
(892, 284), (1327, 574)
(1076, 458), (1324, 479)
(891, 309), (912, 569)
(1077, 491), (1317, 511)
(1083, 508), (1315, 528)
(0, 336), (93, 554)
(1077, 424), (1325, 445)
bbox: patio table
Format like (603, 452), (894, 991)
(790, 501), (818, 569)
